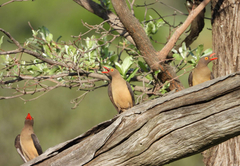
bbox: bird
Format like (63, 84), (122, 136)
(15, 113), (43, 162)
(102, 66), (135, 113)
(188, 53), (218, 86)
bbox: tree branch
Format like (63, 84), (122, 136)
(21, 72), (240, 166)
(111, 0), (185, 91)
(158, 0), (210, 59)
(73, 0), (135, 45)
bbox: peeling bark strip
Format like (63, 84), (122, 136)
(22, 72), (240, 166)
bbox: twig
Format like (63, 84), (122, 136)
(73, 0), (135, 45)
(71, 91), (89, 109)
(0, 0), (29, 7)
(0, 82), (77, 100)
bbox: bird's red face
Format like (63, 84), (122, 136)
(102, 66), (114, 74)
(26, 113), (33, 120)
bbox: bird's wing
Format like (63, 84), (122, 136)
(210, 72), (214, 80)
(108, 82), (119, 112)
(31, 134), (43, 155)
(188, 71), (193, 87)
(126, 81), (135, 106)
(15, 134), (28, 163)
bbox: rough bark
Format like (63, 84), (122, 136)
(111, 0), (185, 91)
(21, 72), (240, 166)
(202, 0), (240, 166)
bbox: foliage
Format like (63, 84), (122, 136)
(0, 0), (211, 108)
(0, 0), (215, 166)
(144, 15), (165, 36)
(172, 43), (213, 69)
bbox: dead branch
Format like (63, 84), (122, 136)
(21, 72), (240, 166)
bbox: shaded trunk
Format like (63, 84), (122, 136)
(202, 0), (240, 165)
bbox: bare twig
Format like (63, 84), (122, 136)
(0, 0), (29, 7)
(71, 84), (108, 109)
(0, 82), (77, 100)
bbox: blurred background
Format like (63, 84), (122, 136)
(0, 0), (212, 165)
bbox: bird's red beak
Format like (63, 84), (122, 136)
(102, 66), (110, 73)
(210, 53), (218, 61)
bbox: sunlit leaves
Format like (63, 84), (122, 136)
(160, 81), (170, 94)
(0, 19), (212, 105)
(172, 42), (189, 61)
(144, 15), (164, 36)
(188, 45), (213, 67)
(172, 43), (213, 68)
(115, 56), (133, 78)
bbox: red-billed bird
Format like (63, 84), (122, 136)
(102, 66), (135, 113)
(188, 53), (218, 86)
(15, 113), (42, 162)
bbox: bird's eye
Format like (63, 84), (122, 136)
(110, 68), (114, 72)
(205, 57), (208, 60)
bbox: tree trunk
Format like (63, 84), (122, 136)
(21, 73), (240, 166)
(202, 0), (240, 165)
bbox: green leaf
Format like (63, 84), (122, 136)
(154, 70), (161, 75)
(56, 36), (62, 43)
(33, 71), (42, 77)
(48, 66), (60, 75)
(188, 59), (197, 67)
(121, 56), (133, 75)
(127, 67), (139, 82)
(196, 44), (204, 57)
(178, 42), (188, 59)
(146, 74), (152, 81)
(138, 61), (148, 72)
(156, 19), (164, 28)
(32, 30), (39, 37)
(114, 62), (123, 75)
(145, 21), (155, 35)
(0, 36), (4, 48)
(160, 82), (170, 94)
(27, 65), (39, 72)
(46, 33), (53, 43)
(171, 48), (178, 54)
(85, 35), (97, 49)
(109, 54), (118, 63)
(41, 26), (50, 36)
(173, 53), (182, 61)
